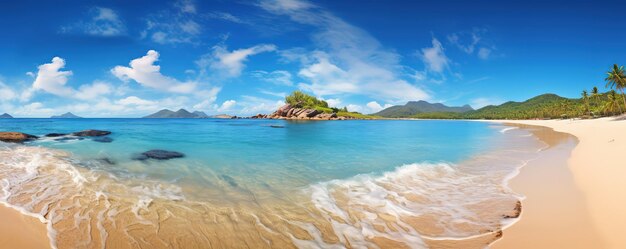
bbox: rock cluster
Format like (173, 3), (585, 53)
(251, 104), (351, 120)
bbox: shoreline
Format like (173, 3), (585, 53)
(1, 118), (622, 248)
(491, 118), (625, 248)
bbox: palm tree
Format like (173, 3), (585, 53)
(604, 90), (622, 115)
(605, 64), (626, 112)
(582, 90), (590, 115)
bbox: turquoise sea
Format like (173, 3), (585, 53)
(0, 119), (543, 248)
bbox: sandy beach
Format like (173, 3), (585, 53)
(0, 203), (50, 249)
(493, 118), (626, 249)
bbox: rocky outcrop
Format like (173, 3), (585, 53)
(252, 104), (352, 120)
(133, 150), (185, 160)
(45, 133), (68, 137)
(0, 132), (38, 143)
(72, 130), (111, 137)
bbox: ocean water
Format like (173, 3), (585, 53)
(0, 119), (544, 248)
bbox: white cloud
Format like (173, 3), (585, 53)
(191, 87), (221, 110)
(25, 57), (112, 101)
(61, 7), (126, 36)
(142, 0), (202, 44)
(0, 82), (17, 102)
(204, 44), (277, 78)
(470, 97), (503, 109)
(32, 57), (75, 97)
(251, 70), (293, 86)
(207, 12), (246, 24)
(345, 101), (392, 114)
(217, 100), (237, 112)
(259, 0), (429, 102)
(13, 102), (56, 117)
(237, 96), (285, 115)
(478, 48), (492, 60)
(419, 38), (449, 73)
(111, 50), (197, 93)
(117, 96), (156, 106)
(76, 81), (113, 100)
(324, 98), (341, 108)
(447, 29), (495, 60)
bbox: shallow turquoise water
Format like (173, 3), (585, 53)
(1, 118), (540, 247)
(1, 119), (500, 193)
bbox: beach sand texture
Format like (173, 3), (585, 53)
(493, 118), (626, 249)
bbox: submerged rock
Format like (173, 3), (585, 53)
(133, 150), (185, 160)
(45, 133), (68, 137)
(0, 132), (38, 143)
(269, 125), (285, 128)
(220, 174), (238, 187)
(97, 158), (116, 165)
(72, 130), (111, 137)
(93, 137), (113, 143)
(54, 137), (84, 142)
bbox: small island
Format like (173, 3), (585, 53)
(0, 113), (13, 119)
(50, 112), (82, 119)
(143, 109), (209, 118)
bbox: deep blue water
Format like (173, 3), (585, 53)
(1, 118), (502, 197)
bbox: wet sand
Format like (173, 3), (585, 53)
(492, 118), (626, 248)
(0, 203), (50, 249)
(493, 124), (604, 248)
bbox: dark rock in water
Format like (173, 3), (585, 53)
(45, 133), (68, 137)
(220, 174), (238, 187)
(0, 132), (38, 143)
(55, 137), (84, 142)
(72, 130), (111, 137)
(269, 125), (285, 128)
(97, 158), (116, 165)
(93, 137), (113, 143)
(133, 150), (185, 160)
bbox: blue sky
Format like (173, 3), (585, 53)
(0, 0), (623, 117)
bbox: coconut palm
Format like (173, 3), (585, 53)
(604, 90), (622, 115)
(582, 90), (590, 115)
(605, 64), (626, 112)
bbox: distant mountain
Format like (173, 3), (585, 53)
(0, 113), (13, 118)
(143, 109), (209, 118)
(192, 111), (209, 118)
(375, 101), (474, 118)
(51, 112), (82, 118)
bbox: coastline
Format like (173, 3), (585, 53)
(491, 118), (625, 248)
(1, 118), (623, 248)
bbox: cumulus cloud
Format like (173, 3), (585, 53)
(32, 57), (75, 97)
(24, 57), (113, 101)
(111, 50), (197, 93)
(61, 7), (126, 36)
(202, 44), (277, 78)
(217, 100), (237, 112)
(251, 70), (293, 86)
(345, 101), (392, 114)
(259, 0), (429, 102)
